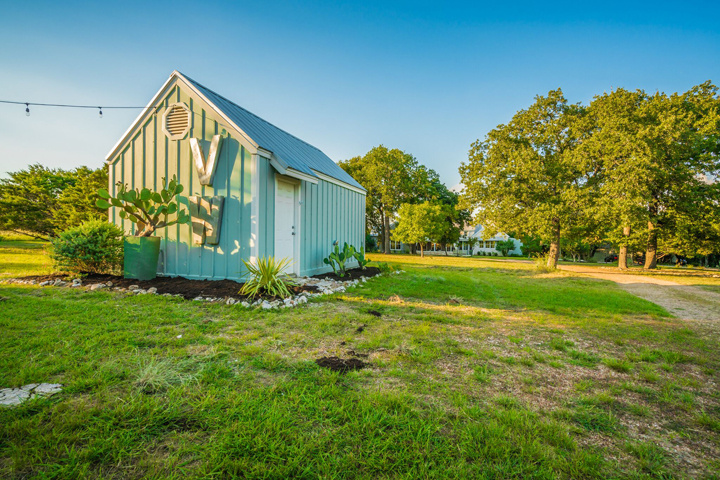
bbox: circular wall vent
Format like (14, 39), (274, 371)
(162, 103), (191, 140)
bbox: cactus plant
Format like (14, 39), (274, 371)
(323, 241), (357, 277)
(95, 176), (190, 237)
(353, 245), (370, 270)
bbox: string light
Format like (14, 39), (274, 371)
(1, 99), (236, 133)
(0, 99), (150, 119)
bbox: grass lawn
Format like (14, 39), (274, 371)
(1, 249), (719, 478)
(0, 232), (52, 278)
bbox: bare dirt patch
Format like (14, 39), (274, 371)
(315, 356), (368, 373)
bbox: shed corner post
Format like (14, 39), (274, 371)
(249, 152), (260, 265)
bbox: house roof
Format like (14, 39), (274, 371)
(180, 73), (364, 190)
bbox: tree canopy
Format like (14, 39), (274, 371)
(340, 145), (468, 253)
(460, 83), (720, 269)
(392, 202), (445, 257)
(459, 89), (597, 267)
(0, 164), (108, 239)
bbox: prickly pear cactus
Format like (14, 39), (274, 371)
(96, 175), (190, 237)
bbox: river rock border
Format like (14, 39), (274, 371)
(2, 270), (405, 310)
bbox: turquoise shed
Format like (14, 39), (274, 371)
(105, 71), (366, 280)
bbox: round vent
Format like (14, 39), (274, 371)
(162, 103), (191, 140)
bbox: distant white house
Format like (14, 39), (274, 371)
(456, 225), (523, 256)
(375, 223), (523, 256)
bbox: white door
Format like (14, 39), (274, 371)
(274, 180), (296, 269)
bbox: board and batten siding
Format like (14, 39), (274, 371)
(108, 84), (253, 281)
(108, 79), (366, 281)
(298, 178), (365, 276)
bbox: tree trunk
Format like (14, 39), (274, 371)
(383, 213), (391, 255)
(420, 243), (424, 258)
(618, 226), (630, 270)
(644, 221), (658, 269)
(547, 220), (561, 268)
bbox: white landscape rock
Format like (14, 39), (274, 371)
(0, 383), (63, 407)
(89, 284), (106, 291)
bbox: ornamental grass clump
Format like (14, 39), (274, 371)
(240, 256), (297, 299)
(50, 220), (124, 274)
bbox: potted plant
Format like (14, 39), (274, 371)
(95, 176), (190, 280)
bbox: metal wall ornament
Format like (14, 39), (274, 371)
(188, 195), (225, 245)
(190, 135), (223, 186)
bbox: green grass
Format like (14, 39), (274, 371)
(1, 251), (719, 477)
(0, 232), (53, 278)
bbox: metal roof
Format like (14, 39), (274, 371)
(181, 73), (364, 190)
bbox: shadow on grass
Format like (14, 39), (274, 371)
(350, 265), (670, 320)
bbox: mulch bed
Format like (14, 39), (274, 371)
(314, 266), (381, 282)
(10, 266), (381, 301)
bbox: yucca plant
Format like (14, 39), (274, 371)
(240, 256), (297, 299)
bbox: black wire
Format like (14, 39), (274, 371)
(1, 99), (236, 134)
(0, 100), (149, 109)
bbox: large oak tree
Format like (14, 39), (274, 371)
(583, 83), (720, 268)
(459, 89), (596, 267)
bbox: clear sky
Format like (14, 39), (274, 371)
(1, 0), (718, 187)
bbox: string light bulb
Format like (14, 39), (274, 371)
(98, 107), (103, 119)
(25, 103), (30, 116)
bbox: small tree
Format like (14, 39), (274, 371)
(466, 237), (479, 255)
(53, 166), (108, 232)
(96, 176), (190, 237)
(496, 238), (516, 256)
(392, 202), (444, 258)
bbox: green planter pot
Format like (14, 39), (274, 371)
(124, 236), (161, 280)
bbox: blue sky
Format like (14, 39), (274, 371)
(1, 0), (718, 187)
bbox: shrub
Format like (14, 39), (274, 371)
(240, 256), (297, 299)
(365, 234), (378, 253)
(377, 262), (394, 274)
(51, 220), (124, 274)
(533, 253), (557, 273)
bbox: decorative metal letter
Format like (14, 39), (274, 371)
(190, 135), (223, 186)
(188, 195), (225, 245)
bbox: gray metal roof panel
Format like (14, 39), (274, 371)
(182, 73), (364, 190)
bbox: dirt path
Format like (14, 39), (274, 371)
(558, 264), (720, 324)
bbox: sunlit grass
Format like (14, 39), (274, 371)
(0, 233), (53, 278)
(0, 246), (718, 477)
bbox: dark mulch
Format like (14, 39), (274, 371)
(11, 273), (315, 300)
(11, 266), (381, 301)
(315, 356), (368, 373)
(367, 310), (382, 317)
(310, 266), (381, 282)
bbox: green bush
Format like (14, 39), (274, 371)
(51, 220), (124, 274)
